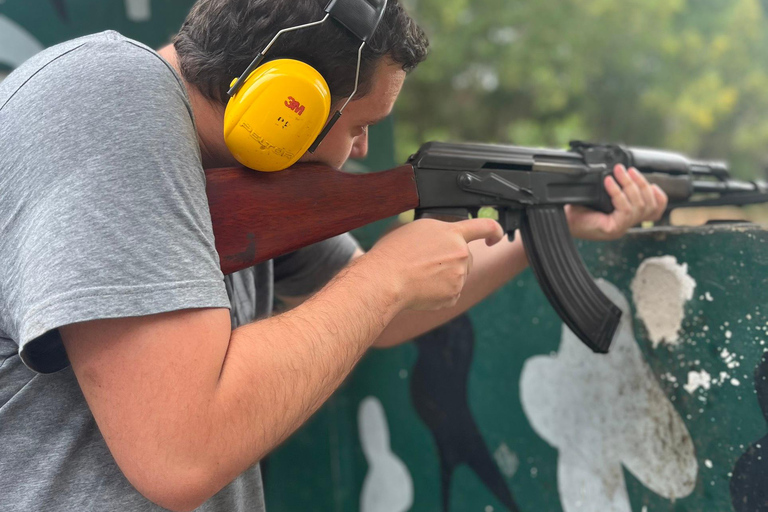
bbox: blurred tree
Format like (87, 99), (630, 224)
(396, 0), (768, 179)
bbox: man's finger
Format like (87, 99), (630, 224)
(614, 165), (643, 211)
(605, 175), (632, 214)
(629, 167), (657, 216)
(455, 218), (504, 245)
(651, 184), (669, 220)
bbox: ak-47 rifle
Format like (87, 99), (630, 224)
(205, 141), (768, 354)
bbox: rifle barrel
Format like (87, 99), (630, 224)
(691, 180), (766, 194)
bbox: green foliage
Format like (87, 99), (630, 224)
(396, 0), (768, 179)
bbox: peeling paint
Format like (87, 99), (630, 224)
(493, 443), (519, 479)
(520, 279), (698, 512)
(684, 371), (712, 394)
(722, 349), (741, 370)
(631, 256), (696, 348)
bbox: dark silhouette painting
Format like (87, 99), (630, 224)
(410, 314), (519, 512)
(731, 352), (768, 511)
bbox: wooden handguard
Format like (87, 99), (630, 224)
(205, 163), (420, 275)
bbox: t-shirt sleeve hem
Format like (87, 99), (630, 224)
(18, 280), (230, 374)
(274, 234), (360, 298)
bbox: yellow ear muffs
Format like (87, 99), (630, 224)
(224, 59), (332, 172)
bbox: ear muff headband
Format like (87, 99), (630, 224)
(225, 0), (388, 172)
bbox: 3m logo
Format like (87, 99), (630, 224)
(285, 96), (305, 116)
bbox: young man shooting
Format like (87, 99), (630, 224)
(0, 0), (666, 510)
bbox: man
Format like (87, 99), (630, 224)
(0, 0), (666, 510)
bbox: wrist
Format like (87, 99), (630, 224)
(351, 250), (409, 313)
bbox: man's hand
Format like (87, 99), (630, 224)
(365, 217), (504, 311)
(566, 164), (668, 241)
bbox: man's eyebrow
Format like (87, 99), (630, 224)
(364, 114), (390, 126)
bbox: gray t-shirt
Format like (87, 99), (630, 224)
(0, 31), (358, 511)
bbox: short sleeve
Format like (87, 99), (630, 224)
(0, 34), (230, 373)
(273, 234), (360, 298)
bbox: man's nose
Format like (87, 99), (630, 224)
(349, 132), (369, 159)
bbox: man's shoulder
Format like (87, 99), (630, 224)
(0, 31), (184, 112)
(62, 31), (179, 81)
(15, 30), (168, 73)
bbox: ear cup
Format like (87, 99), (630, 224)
(224, 59), (331, 171)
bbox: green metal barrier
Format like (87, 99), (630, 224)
(264, 223), (768, 512)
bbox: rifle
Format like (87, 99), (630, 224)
(205, 141), (768, 354)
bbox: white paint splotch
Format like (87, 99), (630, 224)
(0, 15), (44, 69)
(493, 443), (519, 479)
(683, 370), (711, 394)
(520, 279), (697, 512)
(631, 256), (696, 348)
(358, 397), (414, 512)
(125, 0), (151, 21)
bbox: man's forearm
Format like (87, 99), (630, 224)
(372, 234), (528, 348)
(203, 257), (403, 497)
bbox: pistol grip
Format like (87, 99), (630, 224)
(520, 206), (621, 353)
(595, 170), (615, 213)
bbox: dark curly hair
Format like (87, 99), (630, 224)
(173, 0), (429, 104)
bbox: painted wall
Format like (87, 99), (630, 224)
(264, 224), (768, 512)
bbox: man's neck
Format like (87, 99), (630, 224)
(157, 45), (234, 169)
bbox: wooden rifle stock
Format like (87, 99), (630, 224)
(205, 163), (420, 275)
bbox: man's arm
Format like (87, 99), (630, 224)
(60, 217), (503, 512)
